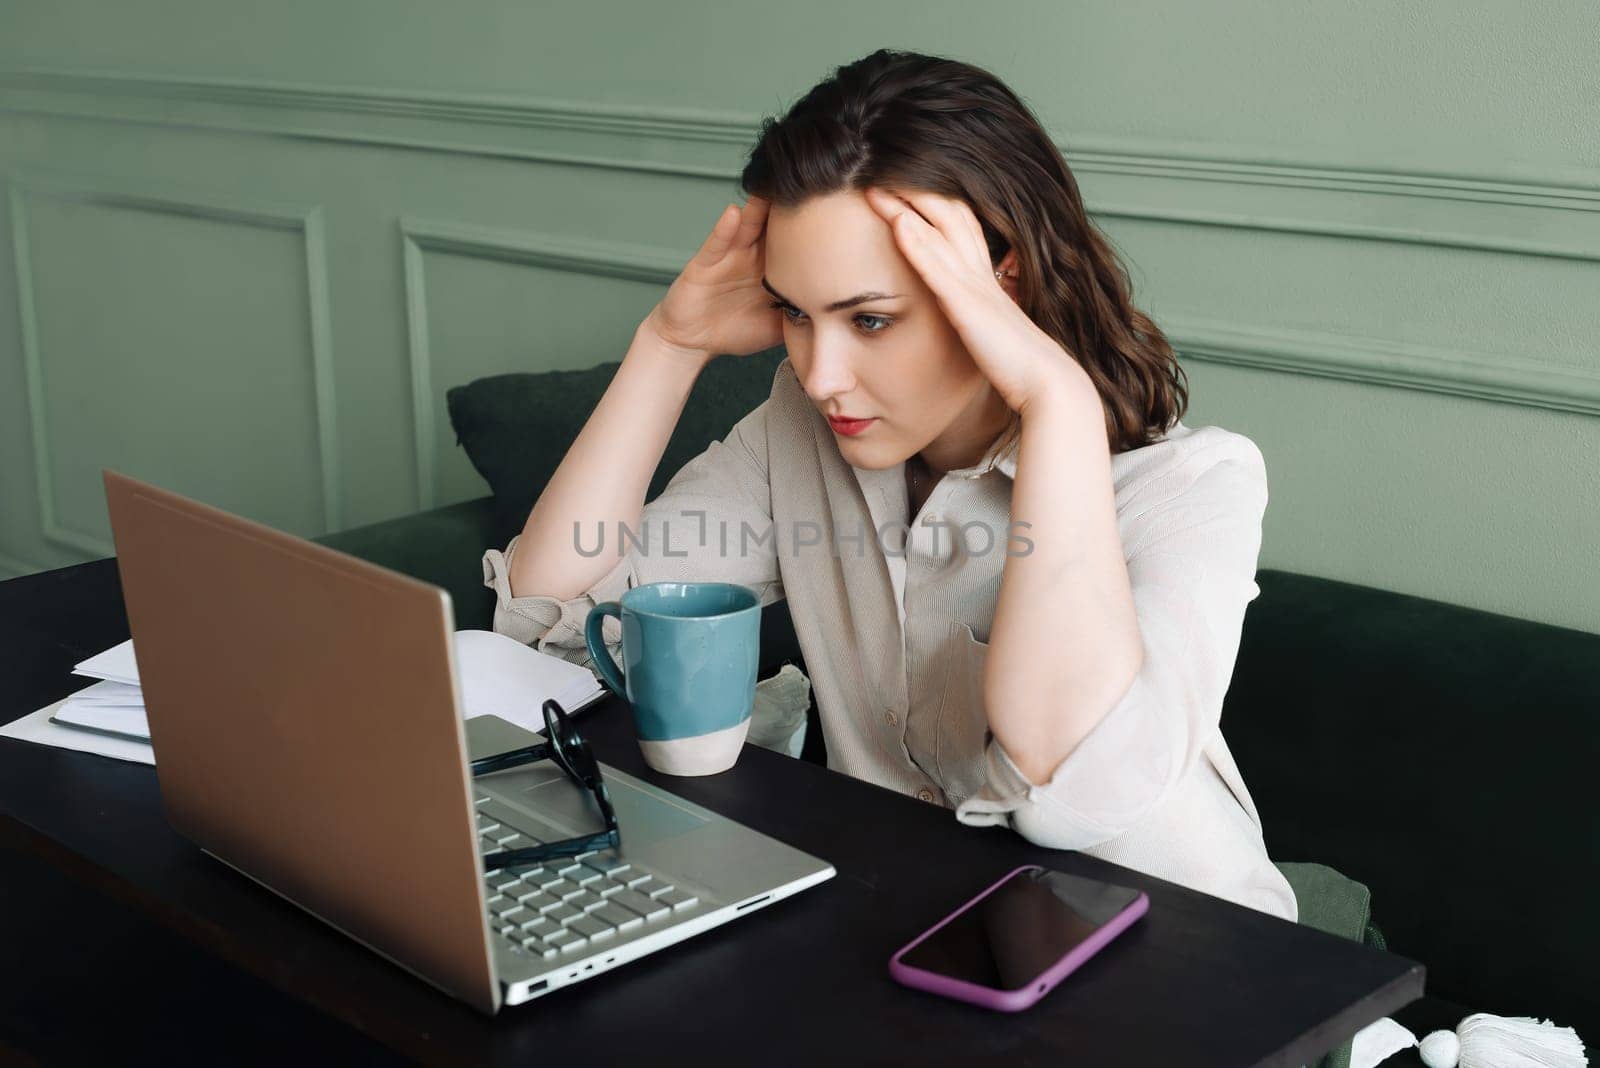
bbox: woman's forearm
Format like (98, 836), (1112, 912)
(507, 317), (709, 601)
(983, 372), (1145, 786)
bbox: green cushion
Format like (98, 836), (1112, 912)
(1274, 861), (1387, 1068)
(1276, 860), (1374, 944)
(445, 347), (789, 549)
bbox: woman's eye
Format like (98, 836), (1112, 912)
(767, 300), (892, 335)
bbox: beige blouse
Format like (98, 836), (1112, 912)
(481, 357), (1297, 923)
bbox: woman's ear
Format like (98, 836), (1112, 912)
(993, 248), (1021, 303)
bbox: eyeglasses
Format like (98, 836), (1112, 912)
(470, 698), (620, 872)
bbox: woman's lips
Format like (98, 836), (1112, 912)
(827, 416), (877, 436)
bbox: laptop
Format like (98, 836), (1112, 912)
(102, 468), (836, 1014)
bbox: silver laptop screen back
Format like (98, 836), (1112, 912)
(103, 468), (499, 1013)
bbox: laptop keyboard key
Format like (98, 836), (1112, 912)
(567, 914), (614, 941)
(524, 891), (563, 913)
(583, 855), (630, 876)
(546, 903), (582, 925)
(571, 891), (607, 913)
(543, 927), (579, 949)
(522, 916), (560, 939)
(526, 940), (560, 961)
(591, 902), (644, 931)
(657, 888), (699, 911)
(611, 887), (670, 921)
(631, 876), (673, 898)
(544, 879), (584, 900)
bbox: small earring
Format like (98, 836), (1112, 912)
(994, 269), (1006, 279)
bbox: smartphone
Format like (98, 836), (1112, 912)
(888, 864), (1149, 1012)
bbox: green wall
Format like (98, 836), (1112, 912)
(2, 1), (1596, 633)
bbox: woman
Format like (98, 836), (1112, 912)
(482, 49), (1297, 922)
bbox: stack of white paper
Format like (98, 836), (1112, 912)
(13, 630), (606, 763)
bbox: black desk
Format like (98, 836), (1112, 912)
(0, 558), (1423, 1066)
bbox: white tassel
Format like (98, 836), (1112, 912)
(1411, 1012), (1588, 1068)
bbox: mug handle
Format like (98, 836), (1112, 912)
(584, 601), (626, 696)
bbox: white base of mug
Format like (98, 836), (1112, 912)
(636, 716), (752, 776)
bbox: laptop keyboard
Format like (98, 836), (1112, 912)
(475, 792), (700, 961)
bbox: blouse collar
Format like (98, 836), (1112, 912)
(943, 423), (1020, 481)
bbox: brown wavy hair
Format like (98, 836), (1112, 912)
(739, 48), (1188, 456)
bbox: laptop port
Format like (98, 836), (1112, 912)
(735, 894), (771, 912)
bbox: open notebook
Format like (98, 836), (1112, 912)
(48, 629), (606, 748)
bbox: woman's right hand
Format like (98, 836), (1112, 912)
(643, 196), (783, 366)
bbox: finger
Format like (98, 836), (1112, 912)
(865, 187), (948, 248)
(884, 199), (978, 315)
(886, 195), (969, 283)
(895, 189), (989, 277)
(869, 188), (978, 291)
(694, 203), (744, 265)
(732, 195), (771, 249)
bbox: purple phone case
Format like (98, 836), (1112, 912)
(887, 863), (1149, 1013)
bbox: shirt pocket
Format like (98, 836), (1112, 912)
(933, 620), (992, 805)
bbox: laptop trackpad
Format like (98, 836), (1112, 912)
(512, 770), (708, 843)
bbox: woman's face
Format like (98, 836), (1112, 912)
(762, 190), (1013, 473)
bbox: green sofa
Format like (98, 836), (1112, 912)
(311, 355), (1596, 1066)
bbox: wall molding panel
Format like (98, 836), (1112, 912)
(5, 168), (343, 555)
(1164, 315), (1600, 417)
(2, 68), (1595, 206)
(399, 217), (682, 510)
(3, 69), (1597, 523)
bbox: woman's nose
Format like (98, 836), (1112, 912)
(800, 343), (856, 401)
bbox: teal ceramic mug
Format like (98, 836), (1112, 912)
(584, 581), (761, 776)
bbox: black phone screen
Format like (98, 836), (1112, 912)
(898, 867), (1143, 991)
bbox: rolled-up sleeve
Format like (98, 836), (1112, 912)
(954, 446), (1269, 850)
(480, 399), (785, 676)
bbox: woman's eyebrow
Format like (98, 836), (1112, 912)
(762, 278), (903, 312)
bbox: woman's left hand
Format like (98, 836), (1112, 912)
(864, 186), (1085, 416)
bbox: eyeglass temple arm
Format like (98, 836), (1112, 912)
(469, 741), (552, 778)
